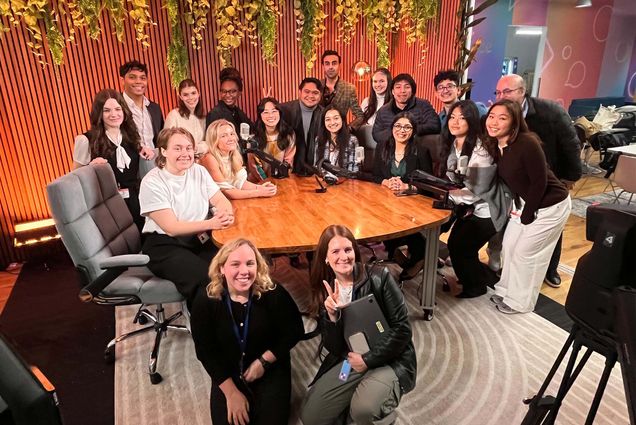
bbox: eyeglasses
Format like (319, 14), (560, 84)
(494, 87), (523, 97)
(436, 83), (457, 92)
(220, 89), (239, 95)
(393, 124), (413, 132)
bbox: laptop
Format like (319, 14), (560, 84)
(341, 294), (389, 353)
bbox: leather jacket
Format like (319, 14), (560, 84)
(309, 263), (417, 395)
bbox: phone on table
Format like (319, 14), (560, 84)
(394, 187), (418, 197)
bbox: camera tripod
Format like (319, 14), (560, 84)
(521, 323), (619, 425)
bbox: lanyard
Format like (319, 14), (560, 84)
(224, 290), (253, 374)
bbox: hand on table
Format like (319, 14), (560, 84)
(257, 182), (277, 197)
(209, 210), (235, 230)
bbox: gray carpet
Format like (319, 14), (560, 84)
(113, 258), (629, 424)
(571, 192), (632, 218)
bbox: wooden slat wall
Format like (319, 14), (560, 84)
(0, 0), (460, 265)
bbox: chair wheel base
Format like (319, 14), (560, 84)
(150, 372), (162, 385)
(104, 347), (115, 364)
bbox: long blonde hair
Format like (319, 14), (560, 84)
(204, 119), (243, 179)
(206, 238), (275, 299)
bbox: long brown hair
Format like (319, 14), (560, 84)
(177, 79), (205, 119)
(308, 224), (361, 317)
(87, 89), (140, 160)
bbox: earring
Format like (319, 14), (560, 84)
(325, 258), (329, 265)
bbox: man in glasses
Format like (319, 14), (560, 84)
(493, 74), (581, 288)
(434, 69), (487, 126)
(206, 67), (254, 133)
(372, 73), (440, 144)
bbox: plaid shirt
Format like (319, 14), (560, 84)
(321, 78), (364, 123)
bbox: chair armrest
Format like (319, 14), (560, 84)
(99, 254), (149, 269)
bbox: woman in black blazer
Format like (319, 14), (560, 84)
(372, 112), (433, 281)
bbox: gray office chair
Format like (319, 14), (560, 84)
(46, 164), (188, 385)
(0, 330), (63, 424)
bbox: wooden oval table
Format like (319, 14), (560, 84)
(213, 175), (451, 320)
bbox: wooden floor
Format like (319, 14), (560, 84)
(0, 172), (618, 313)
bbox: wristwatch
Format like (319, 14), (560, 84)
(258, 355), (272, 371)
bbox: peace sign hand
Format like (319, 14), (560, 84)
(323, 280), (341, 322)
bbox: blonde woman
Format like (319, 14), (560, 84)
(191, 238), (303, 425)
(200, 119), (278, 199)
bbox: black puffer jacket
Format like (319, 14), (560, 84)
(309, 263), (417, 395)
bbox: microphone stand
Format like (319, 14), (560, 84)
(245, 147), (290, 179)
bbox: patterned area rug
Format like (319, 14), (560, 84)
(114, 258), (629, 425)
(570, 192), (632, 218)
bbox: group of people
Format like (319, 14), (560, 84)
(70, 49), (582, 424)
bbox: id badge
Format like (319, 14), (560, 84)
(197, 232), (210, 244)
(338, 360), (351, 382)
(118, 188), (130, 199)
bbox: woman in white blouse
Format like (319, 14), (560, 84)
(164, 79), (207, 153)
(360, 68), (392, 126)
(73, 89), (154, 231)
(200, 119), (277, 199)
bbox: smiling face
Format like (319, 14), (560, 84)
(392, 117), (414, 144)
(372, 71), (388, 96)
(435, 78), (459, 106)
(179, 85), (200, 112)
(495, 75), (526, 104)
(486, 105), (513, 142)
(392, 80), (413, 107)
(326, 235), (356, 281)
(215, 124), (238, 154)
(219, 80), (240, 107)
(162, 133), (195, 175)
(102, 98), (124, 130)
(299, 82), (321, 108)
(324, 109), (343, 135)
(448, 106), (469, 138)
(221, 243), (257, 298)
(260, 101), (280, 130)
(122, 68), (147, 99)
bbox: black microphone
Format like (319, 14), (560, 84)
(238, 137), (259, 155)
(245, 145), (290, 179)
(319, 159), (358, 180)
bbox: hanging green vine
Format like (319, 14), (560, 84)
(0, 0), (12, 35)
(103, 0), (126, 42)
(294, 0), (327, 70)
(399, 0), (438, 45)
(186, 0), (210, 49)
(333, 0), (361, 44)
(165, 0), (189, 88)
(363, 0), (399, 68)
(213, 0), (243, 67)
(10, 0), (48, 60)
(67, 0), (102, 39)
(255, 0), (280, 64)
(43, 5), (65, 64)
(128, 0), (153, 47)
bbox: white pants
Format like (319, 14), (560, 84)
(495, 196), (571, 312)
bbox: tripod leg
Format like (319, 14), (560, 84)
(584, 352), (618, 425)
(521, 331), (577, 425)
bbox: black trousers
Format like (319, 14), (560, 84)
(383, 232), (426, 266)
(211, 362), (292, 425)
(547, 233), (563, 275)
(142, 233), (218, 306)
(448, 215), (499, 296)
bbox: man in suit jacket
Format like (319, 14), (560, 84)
(320, 49), (364, 128)
(120, 60), (164, 177)
(494, 74), (582, 287)
(280, 78), (325, 174)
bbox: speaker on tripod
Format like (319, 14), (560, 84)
(522, 204), (636, 425)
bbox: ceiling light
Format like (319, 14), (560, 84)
(515, 28), (543, 36)
(575, 0), (592, 8)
